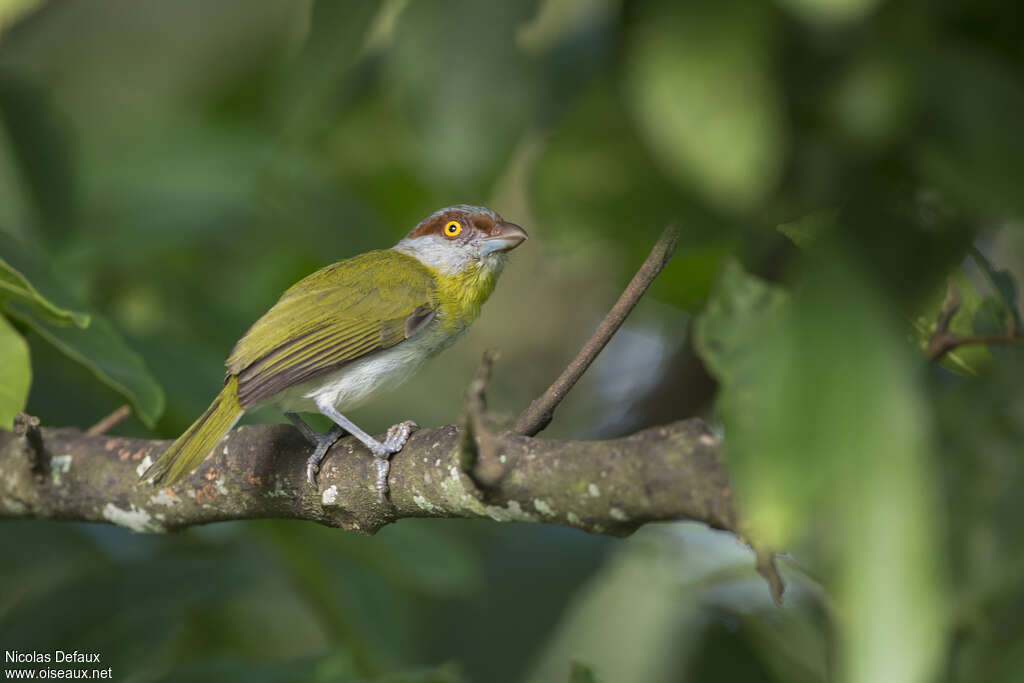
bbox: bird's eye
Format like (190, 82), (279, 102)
(444, 221), (462, 238)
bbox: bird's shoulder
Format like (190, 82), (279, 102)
(225, 249), (441, 397)
(279, 249), (439, 303)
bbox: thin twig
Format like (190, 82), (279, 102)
(928, 333), (1024, 362)
(927, 278), (1022, 362)
(512, 226), (680, 437)
(87, 405), (132, 436)
(461, 350), (504, 487)
(755, 550), (785, 607)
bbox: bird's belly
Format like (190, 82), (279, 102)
(268, 324), (463, 415)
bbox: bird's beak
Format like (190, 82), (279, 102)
(481, 222), (528, 255)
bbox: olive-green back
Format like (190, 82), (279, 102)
(227, 250), (439, 408)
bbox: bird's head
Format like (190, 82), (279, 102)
(394, 205), (527, 277)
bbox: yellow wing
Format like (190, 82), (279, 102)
(226, 250), (439, 409)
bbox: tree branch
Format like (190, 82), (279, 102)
(511, 226), (680, 437)
(0, 224), (784, 602)
(0, 417), (734, 537)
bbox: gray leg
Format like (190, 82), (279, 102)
(285, 412), (345, 485)
(313, 396), (418, 500)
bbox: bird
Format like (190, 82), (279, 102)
(142, 205), (527, 497)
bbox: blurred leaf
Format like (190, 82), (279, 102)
(263, 519), (481, 600)
(532, 78), (686, 243)
(273, 0), (380, 137)
(970, 247), (1021, 332)
(973, 295), (1013, 338)
(828, 53), (912, 152)
(693, 259), (787, 383)
(0, 0), (43, 33)
(7, 302), (164, 426)
(0, 254), (90, 327)
(919, 49), (1024, 221)
(778, 209), (839, 249)
(160, 653), (463, 683)
(389, 0), (539, 194)
(624, 0), (785, 211)
(0, 535), (270, 676)
(531, 77), (728, 309)
(0, 312), (30, 428)
(0, 69), (77, 242)
(0, 524), (111, 615)
(366, 522), (482, 598)
(696, 254), (947, 683)
(933, 355), (1024, 683)
(525, 525), (786, 683)
(775, 0), (884, 26)
(569, 661), (600, 683)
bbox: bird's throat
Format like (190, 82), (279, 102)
(433, 258), (505, 333)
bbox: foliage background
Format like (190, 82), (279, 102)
(1, 0), (1023, 681)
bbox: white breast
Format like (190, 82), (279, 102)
(266, 320), (465, 415)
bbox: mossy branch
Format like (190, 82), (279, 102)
(0, 417), (732, 537)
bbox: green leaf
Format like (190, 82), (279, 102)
(0, 255), (90, 327)
(0, 70), (78, 243)
(910, 271), (990, 376)
(970, 247), (1021, 332)
(0, 0), (44, 33)
(7, 302), (164, 427)
(0, 313), (30, 429)
(624, 0), (786, 211)
(695, 255), (948, 683)
(777, 209), (839, 249)
(973, 295), (1013, 337)
(0, 242), (163, 426)
(693, 259), (787, 382)
(569, 661), (600, 683)
(919, 49), (1024, 221)
(776, 0), (884, 26)
(389, 0), (538, 194)
(531, 76), (730, 310)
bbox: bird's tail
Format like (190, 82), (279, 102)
(143, 376), (244, 486)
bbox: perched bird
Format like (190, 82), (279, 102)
(143, 205), (527, 496)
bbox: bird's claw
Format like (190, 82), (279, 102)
(383, 420), (419, 453)
(372, 420), (419, 502)
(306, 456), (321, 487)
(304, 426), (344, 486)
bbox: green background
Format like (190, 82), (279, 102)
(1, 1), (1023, 681)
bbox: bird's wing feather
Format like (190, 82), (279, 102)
(226, 250), (438, 408)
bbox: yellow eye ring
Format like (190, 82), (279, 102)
(444, 220), (462, 237)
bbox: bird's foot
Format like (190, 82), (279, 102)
(304, 425), (345, 486)
(369, 420), (419, 502)
(384, 420), (419, 453)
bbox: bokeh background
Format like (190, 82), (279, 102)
(1, 0), (1023, 681)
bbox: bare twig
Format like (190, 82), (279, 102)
(756, 550), (785, 607)
(461, 350), (505, 488)
(512, 226), (680, 437)
(12, 411), (45, 474)
(927, 278), (1023, 362)
(929, 333), (1024, 362)
(87, 405), (132, 436)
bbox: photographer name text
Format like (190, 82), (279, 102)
(5, 652), (100, 665)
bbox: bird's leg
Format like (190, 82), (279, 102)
(313, 397), (418, 501)
(285, 412), (345, 486)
